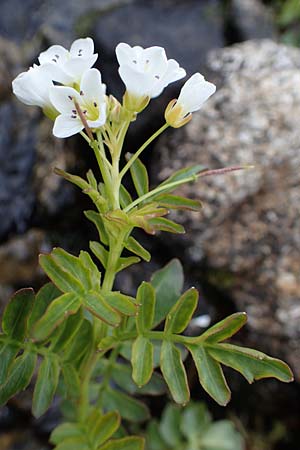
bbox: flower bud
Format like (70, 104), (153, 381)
(165, 99), (192, 128)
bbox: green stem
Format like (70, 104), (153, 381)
(109, 117), (133, 209)
(77, 349), (99, 421)
(119, 123), (169, 181)
(101, 230), (126, 293)
(96, 345), (120, 408)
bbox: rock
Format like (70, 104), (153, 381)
(0, 0), (128, 44)
(0, 229), (47, 286)
(0, 101), (37, 241)
(0, 38), (21, 101)
(153, 40), (300, 376)
(226, 0), (277, 43)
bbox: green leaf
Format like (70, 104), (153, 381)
(199, 313), (247, 344)
(33, 293), (82, 341)
(207, 343), (294, 384)
(155, 194), (202, 211)
(111, 361), (166, 395)
(0, 342), (20, 385)
(86, 169), (97, 189)
(90, 410), (120, 446)
(79, 251), (101, 289)
(132, 336), (153, 387)
(200, 420), (244, 450)
(124, 236), (151, 262)
(90, 241), (108, 268)
(54, 167), (89, 190)
(160, 341), (189, 405)
(0, 351), (37, 405)
(116, 255), (141, 272)
(151, 259), (184, 327)
(120, 184), (133, 208)
(40, 254), (84, 295)
(159, 404), (182, 447)
(165, 287), (198, 334)
(159, 164), (206, 189)
(64, 319), (93, 367)
(146, 421), (167, 450)
(147, 217), (185, 234)
(187, 344), (231, 406)
(83, 291), (121, 326)
(128, 155), (149, 197)
(136, 282), (156, 333)
(180, 402), (211, 438)
(84, 210), (109, 245)
(105, 292), (137, 316)
(2, 288), (35, 341)
(28, 283), (61, 333)
(55, 438), (89, 450)
(61, 363), (81, 399)
(119, 341), (162, 368)
(52, 248), (93, 290)
(32, 355), (60, 417)
(101, 436), (145, 450)
(103, 387), (150, 422)
(51, 308), (83, 352)
(50, 422), (84, 445)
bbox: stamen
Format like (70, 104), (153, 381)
(71, 114), (77, 119)
(52, 58), (57, 63)
(93, 102), (97, 107)
(78, 49), (83, 56)
(68, 95), (73, 100)
(155, 75), (160, 79)
(72, 109), (77, 114)
(133, 59), (137, 64)
(145, 59), (149, 64)
(74, 100), (94, 141)
(55, 54), (59, 59)
(80, 90), (84, 95)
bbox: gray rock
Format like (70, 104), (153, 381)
(0, 0), (129, 44)
(154, 40), (300, 376)
(226, 0), (276, 42)
(0, 101), (36, 240)
(92, 0), (224, 99)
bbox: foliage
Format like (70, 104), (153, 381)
(145, 401), (244, 450)
(3, 37), (294, 449)
(268, 0), (300, 46)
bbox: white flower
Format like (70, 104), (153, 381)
(50, 68), (106, 138)
(116, 43), (186, 101)
(165, 73), (216, 128)
(38, 37), (98, 85)
(12, 64), (58, 117)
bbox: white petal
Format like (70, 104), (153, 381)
(119, 65), (154, 97)
(178, 73), (216, 114)
(53, 114), (83, 138)
(39, 62), (73, 84)
(38, 45), (68, 66)
(49, 86), (81, 114)
(150, 60), (186, 98)
(12, 66), (53, 108)
(116, 42), (136, 66)
(142, 46), (167, 75)
(63, 55), (98, 81)
(162, 59), (186, 85)
(80, 68), (105, 104)
(70, 37), (95, 58)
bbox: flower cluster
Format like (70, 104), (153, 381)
(12, 37), (216, 138)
